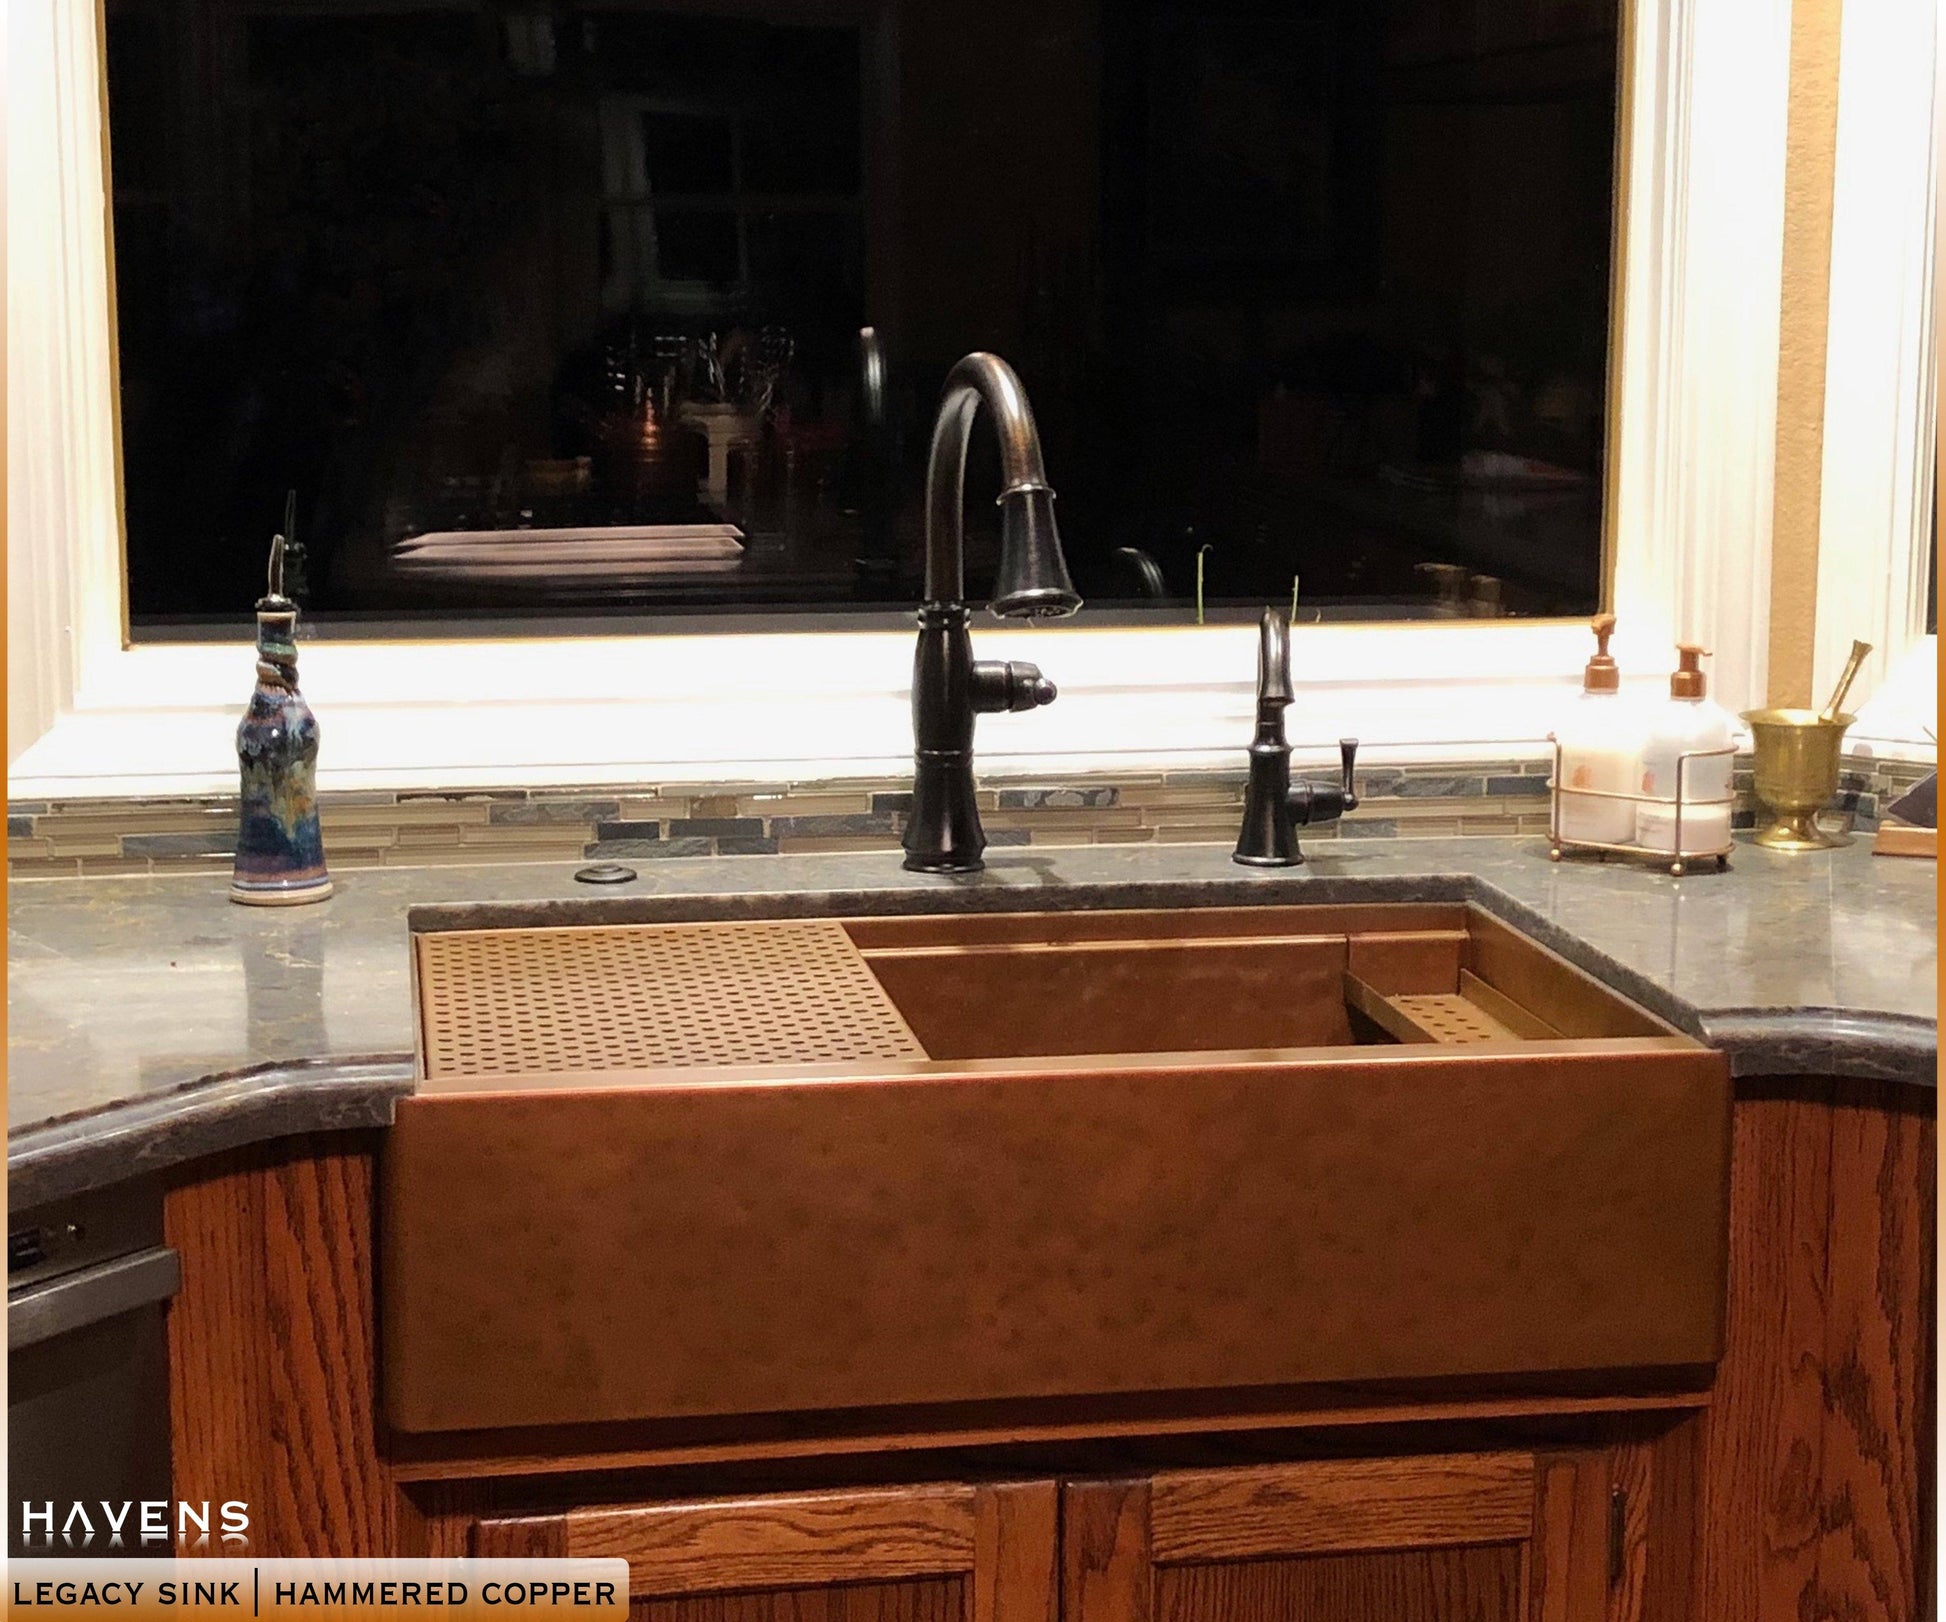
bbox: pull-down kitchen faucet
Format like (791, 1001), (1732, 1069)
(904, 353), (1081, 872)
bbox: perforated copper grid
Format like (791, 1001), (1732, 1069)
(1390, 993), (1518, 1045)
(416, 920), (925, 1078)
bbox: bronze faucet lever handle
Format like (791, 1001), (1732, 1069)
(971, 660), (1057, 715)
(1295, 738), (1358, 826)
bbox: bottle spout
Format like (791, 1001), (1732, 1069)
(1582, 613), (1620, 693)
(261, 534), (293, 609)
(1670, 644), (1711, 700)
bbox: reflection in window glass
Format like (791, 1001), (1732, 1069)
(106, 0), (1620, 633)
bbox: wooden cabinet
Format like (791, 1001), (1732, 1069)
(1693, 1076), (1936, 1622)
(461, 1452), (1680, 1622)
(1065, 1455), (1618, 1622)
(471, 1482), (1058, 1622)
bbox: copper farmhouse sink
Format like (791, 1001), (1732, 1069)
(382, 901), (1730, 1436)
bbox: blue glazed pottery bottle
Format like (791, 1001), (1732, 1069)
(230, 536), (332, 905)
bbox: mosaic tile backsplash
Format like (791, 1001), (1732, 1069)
(6, 753), (1928, 879)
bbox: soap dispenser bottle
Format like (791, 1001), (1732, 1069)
(1555, 614), (1639, 843)
(230, 535), (332, 906)
(1636, 645), (1735, 857)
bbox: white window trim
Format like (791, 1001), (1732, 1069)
(1815, 0), (1939, 762)
(9, 0), (1797, 799)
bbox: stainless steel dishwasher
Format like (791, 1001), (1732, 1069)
(8, 1179), (179, 1557)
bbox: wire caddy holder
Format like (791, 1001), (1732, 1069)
(1545, 734), (1735, 878)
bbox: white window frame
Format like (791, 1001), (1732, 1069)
(1813, 0), (1938, 761)
(9, 0), (1800, 798)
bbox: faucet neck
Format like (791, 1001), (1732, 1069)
(923, 353), (1051, 605)
(1253, 607), (1293, 744)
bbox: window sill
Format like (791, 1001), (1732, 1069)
(9, 619), (1614, 800)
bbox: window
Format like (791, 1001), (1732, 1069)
(8, 0), (1803, 794)
(103, 0), (1625, 635)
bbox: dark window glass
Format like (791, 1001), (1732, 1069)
(642, 114), (736, 197)
(106, 0), (1620, 634)
(655, 212), (742, 285)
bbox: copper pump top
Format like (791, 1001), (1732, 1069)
(1582, 614), (1620, 693)
(1669, 644), (1710, 699)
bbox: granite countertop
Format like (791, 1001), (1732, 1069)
(8, 835), (1935, 1208)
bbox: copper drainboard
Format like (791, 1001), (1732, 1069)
(415, 919), (926, 1079)
(1343, 969), (1560, 1047)
(1385, 993), (1519, 1044)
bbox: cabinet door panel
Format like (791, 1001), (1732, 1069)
(476, 1482), (1056, 1622)
(568, 1484), (982, 1592)
(1066, 1455), (1606, 1622)
(1157, 1546), (1524, 1622)
(642, 1579), (965, 1622)
(1148, 1456), (1536, 1559)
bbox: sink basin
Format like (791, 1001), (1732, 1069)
(383, 901), (1729, 1436)
(840, 901), (1676, 1058)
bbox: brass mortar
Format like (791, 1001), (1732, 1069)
(1738, 708), (1856, 851)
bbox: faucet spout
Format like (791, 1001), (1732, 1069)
(905, 354), (1081, 873)
(1256, 605), (1293, 707)
(924, 353), (1080, 616)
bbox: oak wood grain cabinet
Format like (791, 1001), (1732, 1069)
(470, 1482), (1059, 1622)
(1063, 1453), (1657, 1622)
(1693, 1076), (1936, 1622)
(458, 1453), (1679, 1622)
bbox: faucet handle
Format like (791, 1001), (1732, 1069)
(971, 659), (1057, 715)
(1293, 738), (1360, 828)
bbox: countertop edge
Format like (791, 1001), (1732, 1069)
(1452, 878), (1938, 1088)
(7, 1057), (415, 1211)
(1694, 1010), (1938, 1088)
(401, 871), (1482, 930)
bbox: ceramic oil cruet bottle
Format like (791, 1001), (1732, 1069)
(230, 534), (332, 905)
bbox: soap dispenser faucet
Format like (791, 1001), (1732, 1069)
(904, 353), (1082, 872)
(1233, 607), (1358, 866)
